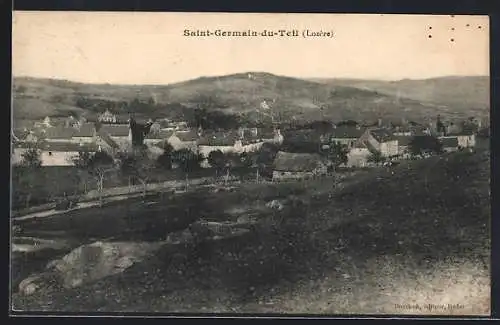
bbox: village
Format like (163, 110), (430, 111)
(12, 108), (483, 171)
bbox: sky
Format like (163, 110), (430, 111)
(12, 12), (489, 85)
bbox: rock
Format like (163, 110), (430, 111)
(18, 272), (60, 296)
(266, 200), (284, 211)
(45, 241), (163, 289)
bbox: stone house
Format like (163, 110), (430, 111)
(272, 151), (328, 181)
(360, 128), (399, 158)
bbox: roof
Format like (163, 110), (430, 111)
(447, 130), (475, 136)
(146, 129), (174, 140)
(100, 124), (130, 137)
(440, 137), (459, 148)
(15, 141), (98, 152)
(43, 127), (76, 139)
(283, 129), (323, 144)
(174, 130), (199, 142)
(330, 126), (365, 139)
(97, 130), (120, 149)
(369, 128), (396, 143)
(273, 151), (326, 172)
(73, 123), (95, 137)
(198, 131), (239, 146)
(394, 135), (413, 146)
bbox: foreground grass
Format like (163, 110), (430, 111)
(11, 150), (490, 315)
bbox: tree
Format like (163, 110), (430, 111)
(408, 135), (443, 158)
(255, 142), (280, 180)
(117, 149), (156, 199)
(171, 149), (203, 189)
(72, 151), (94, 194)
(85, 151), (116, 207)
(18, 145), (43, 208)
(208, 150), (226, 177)
(320, 142), (349, 172)
(156, 143), (174, 170)
(367, 150), (385, 166)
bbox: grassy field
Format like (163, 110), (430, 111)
(11, 166), (255, 211)
(11, 149), (490, 315)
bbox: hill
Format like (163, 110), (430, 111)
(12, 73), (489, 126)
(310, 76), (489, 117)
(12, 149), (490, 314)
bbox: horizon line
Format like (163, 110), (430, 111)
(11, 72), (490, 87)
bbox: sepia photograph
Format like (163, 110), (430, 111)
(10, 11), (490, 316)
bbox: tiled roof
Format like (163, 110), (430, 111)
(73, 123), (96, 137)
(15, 141), (98, 152)
(43, 127), (76, 139)
(330, 126), (365, 139)
(145, 129), (174, 140)
(100, 124), (130, 137)
(175, 130), (199, 142)
(283, 129), (323, 143)
(97, 131), (120, 149)
(394, 135), (413, 146)
(198, 131), (239, 146)
(440, 137), (459, 148)
(369, 128), (396, 143)
(273, 151), (325, 172)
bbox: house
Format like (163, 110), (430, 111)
(144, 130), (173, 147)
(12, 142), (99, 167)
(346, 142), (371, 168)
(98, 109), (117, 123)
(445, 130), (476, 148)
(439, 137), (459, 152)
(282, 129), (328, 153)
(43, 127), (76, 143)
(167, 130), (199, 151)
(71, 123), (96, 144)
(394, 135), (413, 158)
(198, 131), (241, 158)
(272, 151), (328, 180)
(98, 124), (131, 149)
(329, 125), (365, 149)
(360, 128), (399, 158)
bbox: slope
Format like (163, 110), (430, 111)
(12, 73), (463, 124)
(12, 149), (490, 314)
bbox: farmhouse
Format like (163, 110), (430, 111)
(72, 123), (96, 144)
(360, 128), (399, 158)
(12, 142), (99, 167)
(43, 127), (76, 143)
(198, 131), (242, 158)
(394, 135), (413, 158)
(98, 124), (131, 149)
(439, 137), (459, 152)
(346, 142), (371, 168)
(329, 125), (365, 149)
(167, 130), (199, 151)
(272, 151), (328, 181)
(144, 130), (173, 147)
(444, 130), (476, 148)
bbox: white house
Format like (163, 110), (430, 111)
(330, 125), (365, 149)
(346, 142), (371, 167)
(167, 130), (199, 151)
(98, 124), (131, 149)
(12, 142), (99, 167)
(360, 128), (399, 158)
(444, 131), (476, 148)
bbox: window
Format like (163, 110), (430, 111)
(48, 151), (52, 156)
